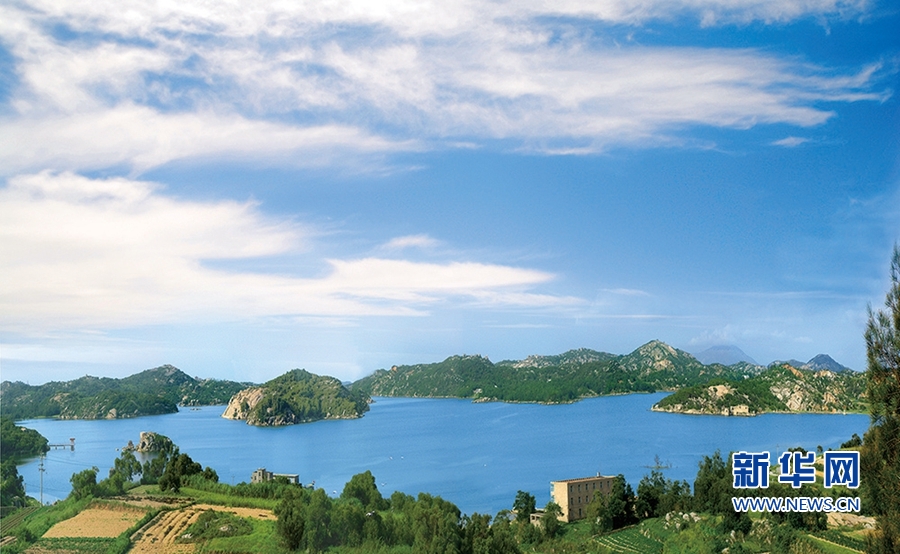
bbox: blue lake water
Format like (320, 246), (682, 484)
(16, 394), (869, 516)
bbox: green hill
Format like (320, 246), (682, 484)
(351, 340), (764, 404)
(0, 365), (249, 420)
(222, 369), (370, 426)
(652, 363), (866, 415)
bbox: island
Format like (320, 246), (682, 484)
(651, 363), (866, 416)
(223, 369), (370, 426)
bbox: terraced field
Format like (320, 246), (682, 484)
(130, 508), (202, 554)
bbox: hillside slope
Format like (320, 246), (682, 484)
(223, 369), (370, 426)
(351, 341), (765, 404)
(0, 365), (248, 420)
(651, 363), (865, 416)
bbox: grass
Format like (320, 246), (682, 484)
(0, 506), (38, 535)
(196, 518), (287, 553)
(28, 536), (118, 554)
(803, 535), (864, 554)
(595, 525), (665, 554)
(179, 487), (279, 510)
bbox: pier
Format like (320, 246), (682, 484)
(47, 438), (75, 451)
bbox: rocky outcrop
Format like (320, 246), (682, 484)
(222, 387), (265, 421)
(123, 431), (173, 453)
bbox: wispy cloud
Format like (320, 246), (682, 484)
(381, 234), (441, 251)
(603, 288), (651, 297)
(0, 0), (889, 174)
(772, 136), (811, 147)
(0, 172), (573, 332)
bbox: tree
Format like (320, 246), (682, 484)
(70, 467), (98, 500)
(1, 460), (25, 507)
(304, 488), (334, 553)
(862, 244), (900, 554)
(587, 474), (635, 533)
(341, 470), (387, 511)
(512, 490), (536, 522)
(275, 487), (306, 550)
(159, 450), (202, 493)
(540, 502), (563, 540)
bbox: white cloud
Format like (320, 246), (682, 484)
(0, 0), (888, 173)
(0, 173), (571, 332)
(0, 105), (413, 175)
(381, 235), (441, 251)
(772, 136), (811, 147)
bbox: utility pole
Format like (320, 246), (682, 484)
(39, 454), (45, 505)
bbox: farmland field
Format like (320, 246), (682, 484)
(42, 505), (147, 538)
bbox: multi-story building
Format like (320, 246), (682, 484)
(550, 473), (616, 522)
(250, 467), (300, 485)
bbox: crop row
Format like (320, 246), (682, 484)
(30, 536), (117, 554)
(0, 506), (38, 534)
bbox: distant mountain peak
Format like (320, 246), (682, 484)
(802, 354), (853, 373)
(694, 345), (758, 366)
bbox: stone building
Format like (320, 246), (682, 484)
(250, 467), (300, 485)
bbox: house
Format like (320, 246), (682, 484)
(250, 467), (300, 485)
(550, 473), (616, 522)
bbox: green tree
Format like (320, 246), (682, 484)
(341, 470), (387, 511)
(412, 493), (462, 554)
(512, 490), (536, 522)
(333, 499), (366, 547)
(588, 474), (636, 532)
(70, 467), (98, 500)
(587, 487), (614, 533)
(862, 244), (900, 554)
(540, 502), (563, 540)
(304, 488), (334, 553)
(0, 460), (25, 506)
(159, 450), (202, 493)
(275, 486), (306, 550)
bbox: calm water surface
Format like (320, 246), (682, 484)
(17, 394), (868, 515)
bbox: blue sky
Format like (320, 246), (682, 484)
(1, 0), (898, 384)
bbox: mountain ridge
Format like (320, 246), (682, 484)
(0, 365), (249, 420)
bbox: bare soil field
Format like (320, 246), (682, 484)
(192, 503), (275, 520)
(43, 506), (147, 538)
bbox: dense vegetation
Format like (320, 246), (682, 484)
(860, 245), (900, 553)
(0, 417), (48, 459)
(225, 369), (370, 426)
(654, 362), (867, 415)
(351, 341), (764, 403)
(1, 418), (49, 509)
(0, 365), (248, 420)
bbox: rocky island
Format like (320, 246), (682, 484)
(223, 369), (370, 426)
(651, 361), (866, 416)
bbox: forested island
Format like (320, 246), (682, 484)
(0, 365), (248, 420)
(652, 363), (866, 416)
(223, 369), (370, 426)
